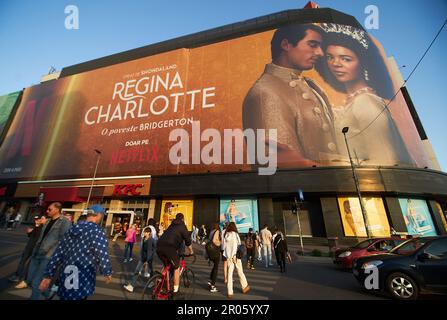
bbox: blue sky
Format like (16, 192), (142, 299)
(0, 0), (446, 170)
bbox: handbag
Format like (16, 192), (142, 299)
(236, 245), (244, 259)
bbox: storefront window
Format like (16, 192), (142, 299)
(398, 198), (438, 236)
(338, 197), (390, 237)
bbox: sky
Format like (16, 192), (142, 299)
(0, 0), (446, 170)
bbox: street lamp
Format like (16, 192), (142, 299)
(86, 149), (102, 210)
(341, 127), (370, 238)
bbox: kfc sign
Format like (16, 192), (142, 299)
(113, 184), (143, 196)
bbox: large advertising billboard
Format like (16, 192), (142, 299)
(0, 22), (431, 180)
(219, 198), (259, 234)
(338, 197), (390, 237)
(0, 91), (20, 143)
(398, 198), (438, 236)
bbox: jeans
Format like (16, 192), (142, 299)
(27, 255), (51, 300)
(16, 247), (34, 280)
(246, 248), (255, 267)
(262, 244), (272, 267)
(124, 242), (134, 260)
(130, 259), (153, 286)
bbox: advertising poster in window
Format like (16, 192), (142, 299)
(398, 198), (437, 236)
(338, 197), (390, 237)
(219, 199), (259, 234)
(161, 200), (193, 231)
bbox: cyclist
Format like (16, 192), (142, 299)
(156, 213), (193, 295)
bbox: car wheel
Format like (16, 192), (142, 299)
(386, 272), (419, 300)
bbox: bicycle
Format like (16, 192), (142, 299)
(142, 253), (196, 300)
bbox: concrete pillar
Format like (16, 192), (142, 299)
(384, 197), (407, 233)
(258, 197), (274, 229)
(320, 197), (344, 238)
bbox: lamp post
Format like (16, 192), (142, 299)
(86, 149), (101, 210)
(342, 127), (370, 238)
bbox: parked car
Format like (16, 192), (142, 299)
(353, 236), (447, 300)
(334, 237), (405, 269)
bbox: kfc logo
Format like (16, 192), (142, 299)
(112, 184), (143, 196)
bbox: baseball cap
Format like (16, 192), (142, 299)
(86, 204), (107, 216)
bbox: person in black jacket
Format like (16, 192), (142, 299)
(9, 215), (47, 288)
(272, 228), (289, 273)
(156, 213), (193, 294)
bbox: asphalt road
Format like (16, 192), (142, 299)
(0, 225), (384, 300)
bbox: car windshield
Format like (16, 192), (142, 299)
(353, 239), (375, 249)
(390, 238), (431, 255)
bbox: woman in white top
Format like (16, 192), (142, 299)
(222, 222), (250, 298)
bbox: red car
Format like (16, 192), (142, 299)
(334, 238), (406, 269)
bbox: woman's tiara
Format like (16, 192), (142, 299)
(319, 23), (369, 50)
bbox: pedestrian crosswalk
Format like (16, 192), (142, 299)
(2, 244), (283, 300)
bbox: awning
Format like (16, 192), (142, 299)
(40, 187), (85, 203)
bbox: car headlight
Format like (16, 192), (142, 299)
(361, 260), (383, 269)
(338, 251), (352, 258)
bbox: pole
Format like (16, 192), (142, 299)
(86, 150), (101, 209)
(342, 129), (370, 237)
(294, 197), (304, 255)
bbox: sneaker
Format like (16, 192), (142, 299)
(227, 294), (234, 299)
(123, 284), (134, 293)
(8, 275), (19, 282)
(15, 281), (28, 289)
(129, 258), (133, 262)
(123, 259), (128, 263)
(144, 272), (150, 278)
(209, 285), (218, 293)
(242, 286), (250, 294)
(250, 266), (256, 270)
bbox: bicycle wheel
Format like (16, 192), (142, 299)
(180, 268), (195, 300)
(141, 274), (169, 300)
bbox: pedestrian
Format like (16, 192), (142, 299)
(260, 224), (273, 268)
(192, 224), (199, 243)
(39, 204), (112, 300)
(244, 228), (257, 270)
(272, 228), (289, 273)
(4, 206), (14, 230)
(123, 227), (156, 293)
(9, 215), (47, 288)
(6, 208), (16, 230)
(124, 224), (137, 262)
(255, 231), (262, 262)
(221, 222), (229, 284)
(198, 224), (207, 244)
(13, 212), (22, 229)
(205, 223), (222, 293)
(222, 222), (250, 299)
(27, 202), (72, 300)
(147, 218), (158, 241)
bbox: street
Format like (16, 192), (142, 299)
(0, 226), (383, 300)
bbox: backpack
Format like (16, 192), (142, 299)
(245, 233), (254, 249)
(205, 230), (221, 260)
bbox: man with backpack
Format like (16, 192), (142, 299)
(244, 228), (258, 270)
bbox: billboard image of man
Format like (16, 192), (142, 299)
(243, 23), (339, 167)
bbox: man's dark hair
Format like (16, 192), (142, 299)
(176, 213), (184, 220)
(148, 218), (156, 226)
(271, 23), (323, 61)
(51, 202), (62, 212)
(249, 228), (253, 232)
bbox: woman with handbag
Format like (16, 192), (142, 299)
(222, 222), (250, 299)
(273, 228), (289, 273)
(206, 223), (222, 293)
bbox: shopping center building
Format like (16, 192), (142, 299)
(1, 4), (446, 244)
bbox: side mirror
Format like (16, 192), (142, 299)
(418, 253), (431, 261)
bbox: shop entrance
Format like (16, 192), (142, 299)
(282, 208), (312, 237)
(106, 210), (135, 236)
